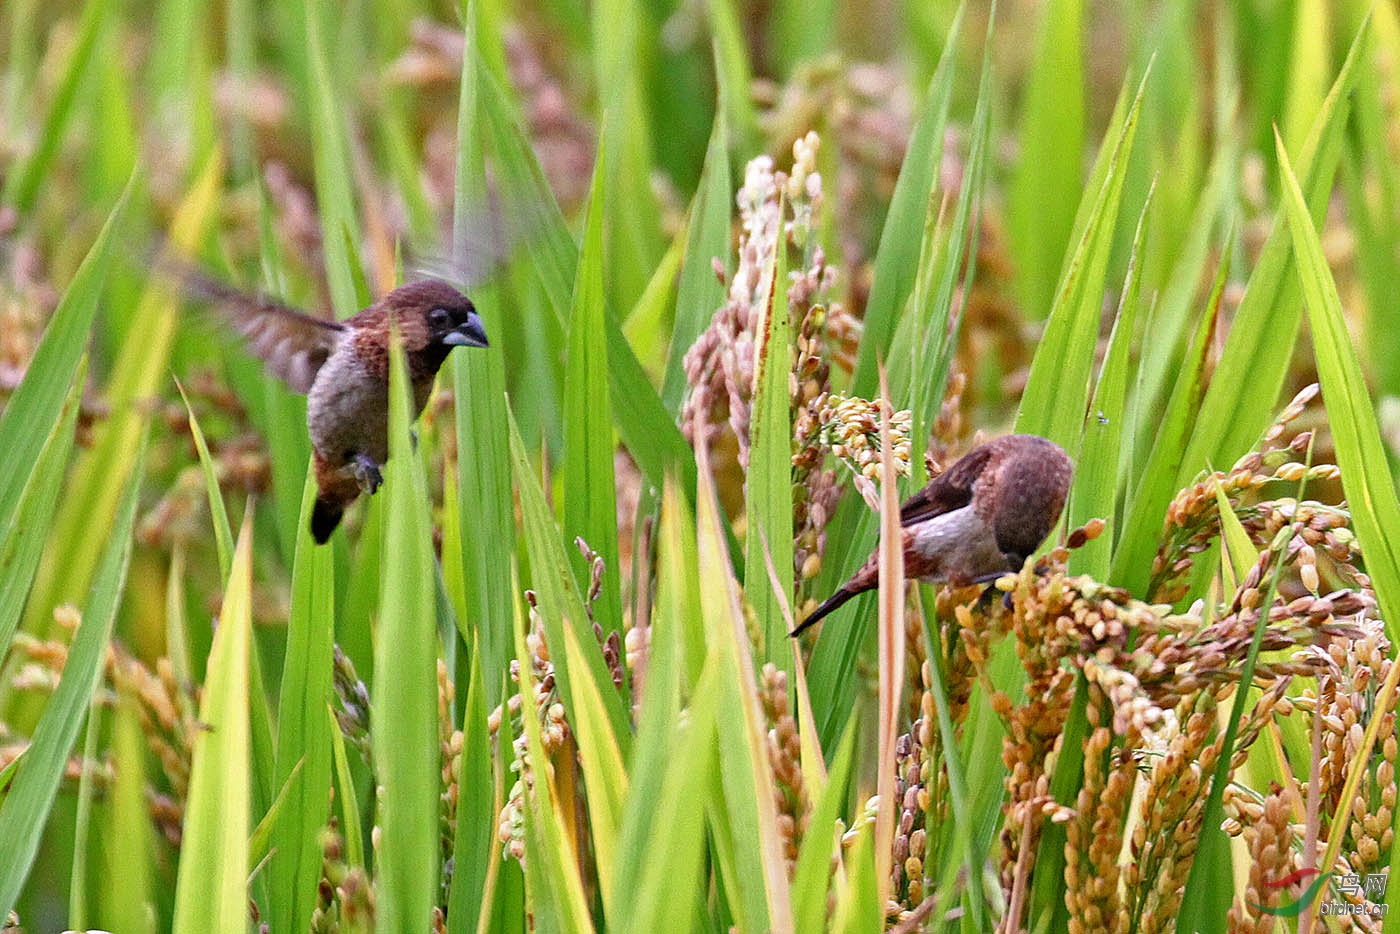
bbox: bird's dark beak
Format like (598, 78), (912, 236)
(443, 312), (489, 348)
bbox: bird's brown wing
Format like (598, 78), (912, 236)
(899, 442), (996, 526)
(178, 266), (346, 394)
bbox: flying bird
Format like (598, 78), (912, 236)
(791, 434), (1072, 635)
(184, 272), (488, 543)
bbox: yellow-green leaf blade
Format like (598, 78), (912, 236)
(173, 507), (253, 933)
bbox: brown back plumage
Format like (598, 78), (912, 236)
(791, 434), (1072, 636)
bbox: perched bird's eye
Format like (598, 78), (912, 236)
(428, 307), (451, 328)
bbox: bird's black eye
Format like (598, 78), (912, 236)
(428, 307), (451, 328)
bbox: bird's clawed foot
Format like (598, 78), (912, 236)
(972, 570), (1014, 612)
(351, 453), (384, 494)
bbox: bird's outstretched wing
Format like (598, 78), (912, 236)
(898, 442), (996, 526)
(175, 264), (346, 394)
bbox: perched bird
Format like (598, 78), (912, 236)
(185, 273), (488, 543)
(791, 434), (1072, 636)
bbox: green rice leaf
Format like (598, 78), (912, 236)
(1277, 132), (1400, 637)
(0, 430), (144, 919)
(1007, 0), (1084, 318)
(1, 0), (109, 212)
(509, 408), (632, 751)
(851, 4), (963, 394)
(1343, 9), (1400, 396)
(445, 639), (500, 932)
(248, 759), (304, 874)
(451, 0), (517, 708)
(0, 177), (128, 522)
(560, 622), (629, 913)
(662, 108), (731, 414)
(175, 380), (234, 578)
(466, 45), (693, 496)
(1068, 184), (1153, 576)
(66, 695), (104, 928)
(327, 704), (364, 871)
(1111, 247), (1228, 596)
(267, 467), (337, 934)
(695, 443), (793, 931)
(1129, 135), (1234, 471)
(512, 613), (594, 932)
(791, 715), (857, 932)
(20, 153), (220, 639)
(618, 647), (716, 930)
(301, 0), (361, 318)
(744, 218), (793, 664)
(1015, 67), (1147, 449)
(173, 485), (253, 934)
(1280, 0), (1331, 153)
(590, 0), (662, 309)
(98, 690), (156, 933)
(1026, 673), (1090, 930)
(563, 131), (623, 636)
(187, 370), (276, 826)
(903, 4), (993, 478)
(1176, 526), (1288, 931)
(613, 478), (703, 917)
(0, 363), (84, 661)
(705, 0), (757, 150)
(1174, 20), (1364, 487)
(370, 332), (444, 930)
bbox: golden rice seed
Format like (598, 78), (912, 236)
(1357, 835), (1381, 866)
(991, 691), (1013, 718)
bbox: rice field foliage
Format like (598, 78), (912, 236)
(2, 0), (1400, 931)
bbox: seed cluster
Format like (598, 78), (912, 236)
(1225, 783), (1297, 932)
(760, 663), (810, 873)
(491, 597), (568, 867)
(310, 816), (376, 933)
(681, 133), (850, 472)
(887, 597), (938, 919)
(816, 394), (913, 493)
(577, 537), (625, 690)
(1150, 384), (1339, 602)
(973, 404), (1381, 931)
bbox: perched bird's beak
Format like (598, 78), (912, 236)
(444, 311), (489, 348)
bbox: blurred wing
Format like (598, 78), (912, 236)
(899, 443), (995, 526)
(178, 266), (346, 394)
(409, 186), (555, 290)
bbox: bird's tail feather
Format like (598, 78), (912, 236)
(790, 587), (859, 636)
(311, 498), (344, 544)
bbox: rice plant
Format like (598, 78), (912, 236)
(1, 1), (1398, 932)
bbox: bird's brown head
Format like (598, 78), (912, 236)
(385, 279), (488, 350)
(352, 279), (489, 380)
